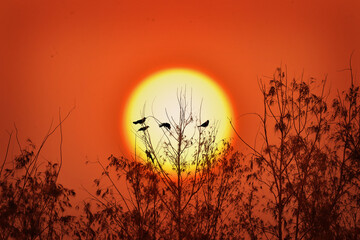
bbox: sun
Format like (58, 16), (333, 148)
(123, 68), (235, 173)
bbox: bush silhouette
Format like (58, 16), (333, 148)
(0, 115), (76, 240)
(1, 63), (359, 240)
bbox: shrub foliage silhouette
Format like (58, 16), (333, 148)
(1, 63), (360, 240)
(0, 116), (76, 240)
(77, 91), (244, 240)
(79, 64), (360, 240)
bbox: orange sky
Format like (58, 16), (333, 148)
(1, 0), (360, 193)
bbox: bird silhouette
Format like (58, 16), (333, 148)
(145, 150), (154, 163)
(138, 126), (149, 132)
(198, 120), (209, 128)
(159, 122), (171, 130)
(133, 117), (146, 124)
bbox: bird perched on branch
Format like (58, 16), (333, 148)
(198, 120), (209, 128)
(159, 122), (171, 130)
(145, 150), (154, 163)
(138, 126), (149, 132)
(133, 117), (146, 125)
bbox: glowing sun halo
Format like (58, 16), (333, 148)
(123, 68), (235, 172)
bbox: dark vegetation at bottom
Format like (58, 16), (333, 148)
(1, 64), (360, 240)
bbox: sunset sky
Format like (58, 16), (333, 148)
(1, 0), (360, 193)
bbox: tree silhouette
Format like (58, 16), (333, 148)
(80, 90), (241, 240)
(0, 112), (76, 240)
(80, 64), (360, 239)
(230, 64), (360, 240)
(3, 63), (360, 240)
(73, 156), (160, 239)
(328, 59), (360, 239)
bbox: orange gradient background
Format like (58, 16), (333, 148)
(1, 0), (360, 193)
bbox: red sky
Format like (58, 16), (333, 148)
(1, 0), (360, 193)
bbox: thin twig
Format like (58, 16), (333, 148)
(0, 131), (12, 177)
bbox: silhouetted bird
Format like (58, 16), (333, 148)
(145, 150), (154, 163)
(159, 122), (171, 130)
(133, 117), (146, 125)
(198, 120), (209, 128)
(138, 126), (149, 132)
